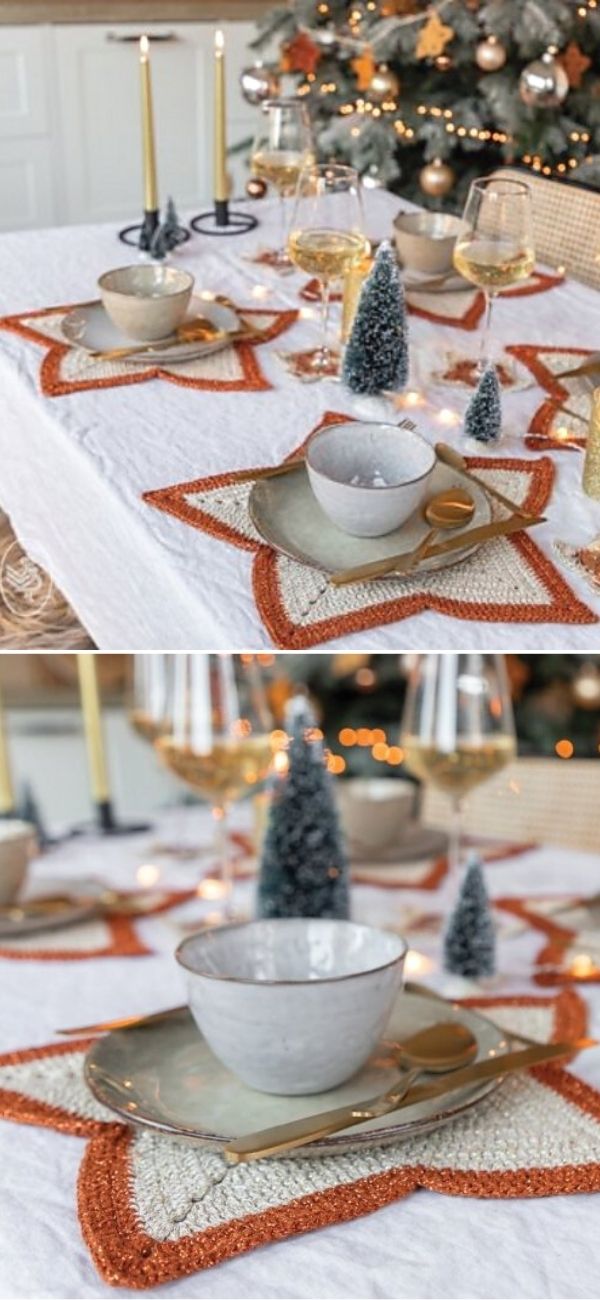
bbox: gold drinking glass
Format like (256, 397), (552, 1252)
(400, 653), (516, 881)
(129, 654), (173, 744)
(453, 177), (535, 375)
(155, 655), (274, 919)
(288, 162), (367, 378)
(250, 98), (314, 269)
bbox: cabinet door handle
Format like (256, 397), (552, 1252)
(106, 31), (178, 42)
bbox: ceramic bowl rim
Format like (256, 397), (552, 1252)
(306, 421), (436, 492)
(392, 211), (464, 238)
(176, 918), (408, 986)
(97, 265), (194, 299)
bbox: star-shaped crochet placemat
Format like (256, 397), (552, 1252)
(508, 345), (592, 451)
(143, 410), (595, 648)
(0, 991), (595, 1289)
(0, 888), (193, 962)
(406, 270), (563, 331)
(0, 303), (297, 397)
(497, 897), (600, 986)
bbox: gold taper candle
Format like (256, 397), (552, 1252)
(77, 656), (110, 804)
(140, 35), (159, 212)
(0, 680), (15, 816)
(583, 388), (600, 499)
(214, 29), (228, 204)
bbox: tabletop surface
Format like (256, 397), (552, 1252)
(1, 807), (599, 1299)
(0, 190), (599, 651)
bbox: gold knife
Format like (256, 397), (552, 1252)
(223, 1039), (586, 1163)
(330, 512), (546, 587)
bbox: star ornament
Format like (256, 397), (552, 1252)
(416, 9), (454, 59)
(351, 48), (377, 91)
(559, 41), (592, 89)
(281, 31), (321, 76)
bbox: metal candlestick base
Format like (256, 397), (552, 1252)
(191, 199), (258, 237)
(118, 209), (191, 250)
(95, 799), (151, 836)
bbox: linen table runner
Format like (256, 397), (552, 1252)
(0, 991), (594, 1290)
(144, 411), (595, 648)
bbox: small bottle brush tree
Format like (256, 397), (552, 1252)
(342, 242), (409, 396)
(257, 697), (350, 920)
(162, 197), (182, 251)
(443, 856), (496, 979)
(464, 365), (502, 444)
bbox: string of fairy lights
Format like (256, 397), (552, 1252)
(292, 0), (597, 183)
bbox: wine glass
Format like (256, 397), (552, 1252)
(129, 654), (173, 744)
(400, 654), (516, 882)
(155, 655), (274, 919)
(287, 162), (366, 378)
(453, 177), (534, 376)
(250, 98), (314, 270)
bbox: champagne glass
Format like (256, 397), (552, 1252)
(400, 654), (516, 882)
(250, 98), (314, 269)
(155, 655), (274, 919)
(287, 162), (366, 378)
(453, 177), (534, 376)
(129, 654), (173, 744)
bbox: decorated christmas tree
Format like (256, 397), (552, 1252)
(342, 241), (409, 393)
(443, 855), (496, 978)
(257, 694), (350, 919)
(464, 363), (502, 442)
(249, 0), (600, 209)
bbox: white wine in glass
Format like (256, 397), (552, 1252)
(155, 655), (274, 920)
(287, 162), (366, 378)
(129, 653), (173, 744)
(453, 177), (534, 376)
(250, 98), (313, 269)
(400, 653), (516, 880)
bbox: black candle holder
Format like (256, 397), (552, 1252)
(191, 199), (258, 237)
(118, 208), (191, 251)
(94, 798), (151, 836)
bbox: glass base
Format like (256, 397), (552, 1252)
(247, 246), (295, 275)
(279, 346), (341, 382)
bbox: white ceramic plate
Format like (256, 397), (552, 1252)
(403, 269), (472, 295)
(348, 823), (448, 865)
(85, 988), (508, 1157)
(249, 461), (491, 577)
(61, 296), (240, 364)
(0, 876), (106, 939)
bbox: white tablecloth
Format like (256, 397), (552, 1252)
(1, 810), (600, 1299)
(0, 191), (599, 650)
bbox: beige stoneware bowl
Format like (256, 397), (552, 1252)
(393, 211), (465, 275)
(0, 818), (37, 904)
(337, 778), (416, 856)
(306, 420), (436, 537)
(98, 264), (194, 341)
(177, 918), (407, 1095)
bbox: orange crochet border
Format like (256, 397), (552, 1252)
(408, 271), (563, 332)
(144, 410), (596, 649)
(0, 991), (593, 1289)
(0, 304), (298, 398)
(496, 896), (600, 987)
(507, 344), (590, 451)
(0, 888), (194, 962)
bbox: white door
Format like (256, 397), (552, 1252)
(54, 22), (256, 226)
(0, 26), (57, 230)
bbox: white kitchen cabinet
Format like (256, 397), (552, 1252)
(0, 25), (58, 229)
(0, 20), (258, 231)
(54, 21), (257, 224)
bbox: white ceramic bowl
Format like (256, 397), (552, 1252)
(393, 211), (465, 275)
(306, 420), (436, 538)
(177, 918), (407, 1095)
(337, 778), (416, 856)
(0, 819), (37, 904)
(98, 264), (194, 341)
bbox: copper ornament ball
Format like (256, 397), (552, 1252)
(519, 52), (569, 107)
(246, 176), (268, 199)
(369, 63), (401, 98)
(419, 159), (455, 197)
(475, 36), (507, 72)
(239, 63), (281, 106)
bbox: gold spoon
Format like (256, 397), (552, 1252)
(89, 316), (225, 362)
(330, 487), (475, 587)
(224, 1020), (478, 1163)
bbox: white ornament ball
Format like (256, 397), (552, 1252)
(519, 52), (569, 108)
(239, 63), (281, 106)
(475, 36), (507, 72)
(419, 158), (455, 198)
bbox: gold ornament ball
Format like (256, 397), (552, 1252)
(419, 158), (455, 197)
(369, 63), (401, 99)
(519, 51), (569, 108)
(475, 36), (507, 72)
(246, 176), (268, 199)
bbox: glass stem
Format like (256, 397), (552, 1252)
(213, 802), (233, 920)
(319, 278), (331, 361)
(478, 291), (495, 374)
(278, 192), (287, 261)
(448, 795), (465, 886)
